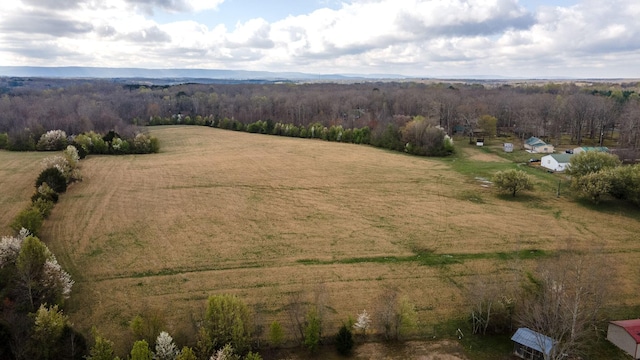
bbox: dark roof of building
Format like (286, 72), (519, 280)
(525, 137), (547, 146)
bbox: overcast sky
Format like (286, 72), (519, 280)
(0, 0), (638, 78)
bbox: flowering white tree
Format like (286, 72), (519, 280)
(209, 344), (238, 360)
(353, 310), (371, 336)
(1, 233), (74, 310)
(62, 145), (80, 168)
(41, 153), (81, 183)
(36, 130), (68, 151)
(154, 331), (178, 360)
(0, 229), (28, 267)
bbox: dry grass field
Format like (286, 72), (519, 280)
(0, 150), (51, 234)
(3, 126), (640, 356)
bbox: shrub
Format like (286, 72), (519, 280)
(0, 132), (8, 149)
(353, 126), (371, 144)
(204, 294), (252, 354)
(130, 340), (152, 360)
(492, 169), (534, 197)
(268, 321), (284, 347)
(154, 331), (178, 360)
(111, 137), (130, 154)
(372, 124), (403, 151)
(36, 130), (68, 151)
(62, 145), (80, 168)
(31, 183), (59, 203)
(175, 347), (197, 360)
(149, 137), (160, 153)
(567, 151), (621, 178)
(303, 306), (321, 353)
(32, 198), (55, 218)
(335, 325), (354, 356)
(36, 167), (67, 193)
(10, 207), (44, 235)
(8, 129), (36, 151)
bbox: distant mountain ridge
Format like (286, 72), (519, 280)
(0, 66), (411, 81)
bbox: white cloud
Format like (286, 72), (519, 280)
(0, 0), (639, 77)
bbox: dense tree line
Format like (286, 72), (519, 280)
(1, 79), (639, 155)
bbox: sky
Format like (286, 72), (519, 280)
(0, 0), (639, 78)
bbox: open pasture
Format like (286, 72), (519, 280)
(5, 126), (640, 353)
(0, 150), (51, 234)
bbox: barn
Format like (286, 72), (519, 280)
(541, 154), (573, 172)
(511, 327), (555, 360)
(607, 319), (640, 359)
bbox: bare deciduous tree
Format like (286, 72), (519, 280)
(516, 252), (610, 360)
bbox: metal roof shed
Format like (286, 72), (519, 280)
(511, 327), (555, 360)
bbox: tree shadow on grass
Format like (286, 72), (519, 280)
(495, 192), (539, 203)
(574, 197), (640, 220)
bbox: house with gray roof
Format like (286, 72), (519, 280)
(524, 137), (554, 154)
(541, 153), (573, 172)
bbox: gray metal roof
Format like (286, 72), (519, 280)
(544, 153), (573, 163)
(511, 327), (555, 355)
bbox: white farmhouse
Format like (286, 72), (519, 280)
(541, 154), (573, 172)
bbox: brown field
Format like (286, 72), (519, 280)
(3, 126), (640, 357)
(0, 150), (51, 234)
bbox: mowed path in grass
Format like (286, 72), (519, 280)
(30, 126), (640, 350)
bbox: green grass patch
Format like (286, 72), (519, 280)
(455, 190), (485, 203)
(432, 317), (513, 360)
(297, 249), (551, 267)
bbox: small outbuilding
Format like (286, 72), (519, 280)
(541, 153), (573, 172)
(607, 319), (640, 359)
(524, 137), (555, 154)
(511, 327), (555, 360)
(573, 146), (610, 154)
(504, 142), (514, 153)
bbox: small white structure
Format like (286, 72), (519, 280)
(476, 138), (484, 146)
(541, 154), (573, 172)
(504, 143), (514, 153)
(573, 146), (610, 154)
(525, 137), (555, 154)
(608, 319), (640, 359)
(511, 328), (555, 360)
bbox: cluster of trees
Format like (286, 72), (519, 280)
(79, 285), (417, 360)
(0, 232), (79, 359)
(568, 151), (640, 205)
(0, 127), (159, 155)
(2, 142), (83, 359)
(1, 79), (639, 158)
(149, 113), (454, 156)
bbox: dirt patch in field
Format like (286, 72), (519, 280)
(354, 340), (468, 360)
(264, 340), (468, 360)
(462, 148), (510, 162)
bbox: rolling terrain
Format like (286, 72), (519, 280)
(3, 126), (640, 355)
